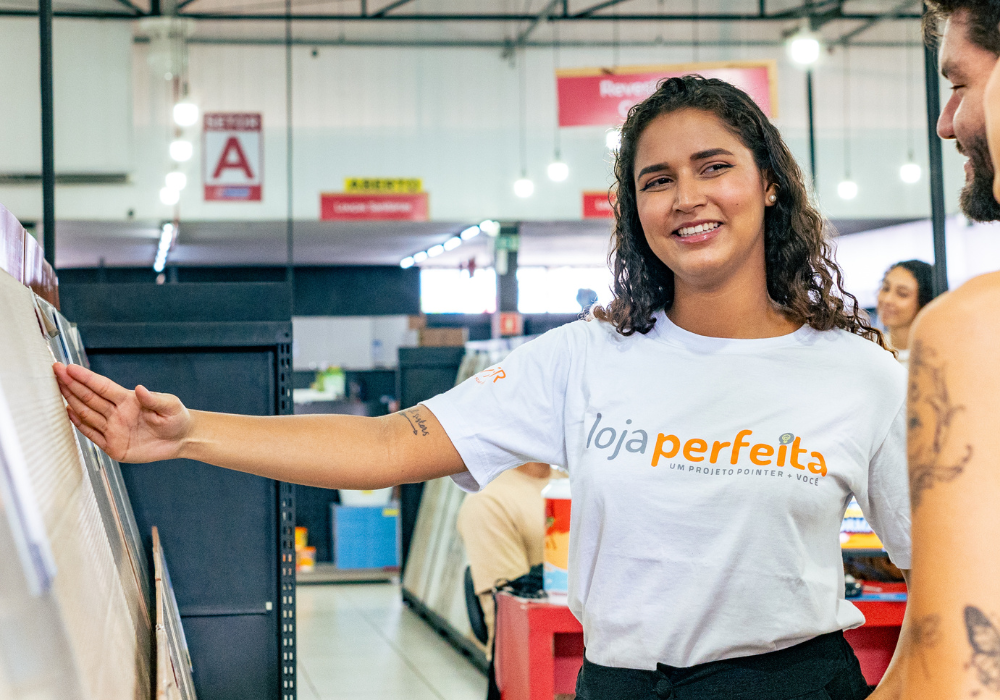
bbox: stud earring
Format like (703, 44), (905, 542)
(769, 194), (777, 202)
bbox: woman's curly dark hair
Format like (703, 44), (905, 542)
(593, 75), (887, 349)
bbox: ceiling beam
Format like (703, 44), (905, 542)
(571, 0), (634, 19)
(502, 0), (561, 57)
(833, 0), (918, 45)
(370, 0), (415, 17)
(0, 8), (137, 18)
(110, 0), (145, 14)
(171, 11), (920, 21)
(0, 6), (920, 21)
(170, 35), (923, 49)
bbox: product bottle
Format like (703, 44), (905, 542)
(541, 477), (571, 595)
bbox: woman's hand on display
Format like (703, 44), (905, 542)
(53, 362), (192, 464)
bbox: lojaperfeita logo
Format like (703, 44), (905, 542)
(585, 413), (827, 478)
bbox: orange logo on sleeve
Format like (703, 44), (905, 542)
(474, 366), (506, 384)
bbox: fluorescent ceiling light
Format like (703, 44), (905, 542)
(173, 101), (199, 127)
(169, 140), (193, 162)
(513, 177), (534, 198)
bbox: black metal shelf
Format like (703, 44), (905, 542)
(62, 282), (296, 700)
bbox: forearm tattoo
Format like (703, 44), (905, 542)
(907, 341), (972, 509)
(400, 407), (430, 437)
(966, 606), (1000, 693)
(910, 613), (942, 679)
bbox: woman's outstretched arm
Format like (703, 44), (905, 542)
(53, 362), (467, 489)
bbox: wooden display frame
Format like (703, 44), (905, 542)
(154, 526), (197, 700)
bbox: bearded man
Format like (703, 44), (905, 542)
(902, 3), (1000, 698)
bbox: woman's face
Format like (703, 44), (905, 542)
(986, 55), (1000, 202)
(876, 266), (921, 331)
(633, 108), (777, 291)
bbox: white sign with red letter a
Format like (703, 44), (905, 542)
(203, 113), (262, 201)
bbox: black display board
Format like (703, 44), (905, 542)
(396, 346), (465, 571)
(61, 282), (296, 700)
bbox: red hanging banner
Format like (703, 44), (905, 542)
(320, 192), (429, 221)
(203, 113), (263, 202)
(583, 191), (615, 219)
(557, 61), (777, 127)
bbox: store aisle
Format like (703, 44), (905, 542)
(296, 583), (488, 700)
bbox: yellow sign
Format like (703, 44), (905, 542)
(345, 178), (422, 193)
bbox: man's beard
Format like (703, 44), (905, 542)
(959, 133), (1000, 222)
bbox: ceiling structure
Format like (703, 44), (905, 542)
(52, 217), (920, 270)
(5, 0), (927, 269)
(0, 0), (924, 49)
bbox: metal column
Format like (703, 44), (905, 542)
(924, 42), (949, 296)
(39, 0), (55, 266)
(493, 222), (520, 338)
(806, 69), (818, 192)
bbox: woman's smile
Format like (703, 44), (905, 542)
(672, 220), (724, 243)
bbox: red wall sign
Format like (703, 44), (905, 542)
(320, 192), (429, 221)
(583, 191), (615, 219)
(557, 61), (777, 127)
(203, 113), (263, 202)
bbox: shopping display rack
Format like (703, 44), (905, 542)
(0, 202), (153, 699)
(59, 277), (297, 700)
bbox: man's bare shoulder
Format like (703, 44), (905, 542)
(914, 271), (1000, 350)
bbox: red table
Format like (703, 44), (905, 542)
(495, 584), (906, 700)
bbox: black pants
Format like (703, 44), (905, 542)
(575, 631), (871, 700)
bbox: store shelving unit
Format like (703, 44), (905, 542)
(61, 281), (296, 700)
(397, 345), (466, 571)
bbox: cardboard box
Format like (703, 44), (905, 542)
(419, 327), (468, 347)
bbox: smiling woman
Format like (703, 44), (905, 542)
(595, 76), (886, 347)
(54, 75), (912, 700)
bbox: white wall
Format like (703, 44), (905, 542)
(834, 216), (1000, 308)
(0, 19), (133, 173)
(0, 19), (970, 229)
(292, 315), (417, 370)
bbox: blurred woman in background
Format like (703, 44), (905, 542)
(875, 260), (934, 365)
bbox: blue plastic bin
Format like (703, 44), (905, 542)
(331, 503), (401, 570)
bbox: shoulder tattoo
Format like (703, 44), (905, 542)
(910, 613), (942, 679)
(966, 606), (1000, 693)
(907, 340), (972, 510)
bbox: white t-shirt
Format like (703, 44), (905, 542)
(423, 312), (911, 670)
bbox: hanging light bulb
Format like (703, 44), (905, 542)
(169, 139), (193, 162)
(514, 177), (535, 198)
(173, 101), (199, 127)
(460, 225), (481, 240)
(787, 28), (821, 67)
(837, 179), (858, 200)
(479, 220), (501, 237)
(605, 129), (622, 151)
(159, 186), (180, 205)
(900, 161), (922, 184)
(165, 171), (187, 191)
(443, 236), (462, 251)
(413, 251), (429, 263)
(400, 256), (415, 269)
(547, 160), (569, 182)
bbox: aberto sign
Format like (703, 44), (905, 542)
(320, 192), (429, 221)
(556, 61), (777, 127)
(203, 113), (262, 202)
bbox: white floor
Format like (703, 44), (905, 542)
(296, 582), (488, 700)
